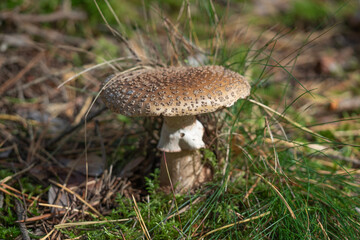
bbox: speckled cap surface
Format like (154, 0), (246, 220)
(101, 66), (250, 117)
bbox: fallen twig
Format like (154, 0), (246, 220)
(199, 211), (271, 239)
(15, 199), (30, 240)
(0, 186), (33, 203)
(39, 229), (55, 240)
(132, 195), (151, 240)
(0, 9), (86, 23)
(54, 218), (130, 229)
(19, 23), (86, 45)
(0, 183), (46, 203)
(93, 0), (140, 61)
(0, 51), (44, 96)
(0, 163), (35, 185)
(255, 174), (296, 219)
(249, 99), (331, 142)
(39, 203), (93, 215)
(329, 96), (360, 113)
(46, 106), (107, 147)
(0, 192), (3, 208)
(49, 180), (103, 218)
(243, 176), (261, 202)
(16, 212), (62, 223)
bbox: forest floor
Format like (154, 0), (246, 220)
(0, 0), (359, 239)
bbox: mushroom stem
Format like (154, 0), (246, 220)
(160, 150), (203, 190)
(157, 115), (206, 190)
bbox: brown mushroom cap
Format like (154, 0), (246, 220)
(101, 65), (250, 117)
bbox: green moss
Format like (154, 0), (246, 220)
(0, 226), (21, 239)
(0, 199), (20, 239)
(271, 0), (354, 29)
(72, 0), (142, 29)
(0, 0), (23, 10)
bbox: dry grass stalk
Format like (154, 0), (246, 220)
(249, 99), (330, 142)
(255, 174), (296, 220)
(54, 218), (130, 229)
(243, 176), (261, 202)
(0, 51), (43, 95)
(132, 195), (151, 240)
(199, 211), (271, 239)
(49, 180), (103, 218)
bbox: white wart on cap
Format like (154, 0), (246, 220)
(101, 66), (251, 117)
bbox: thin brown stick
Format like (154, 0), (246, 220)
(167, 197), (202, 219)
(1, 183), (46, 203)
(265, 117), (283, 174)
(16, 212), (63, 223)
(0, 163), (35, 185)
(0, 10), (86, 23)
(0, 51), (43, 95)
(39, 203), (92, 215)
(249, 99), (330, 142)
(20, 23), (85, 45)
(0, 186), (33, 203)
(49, 180), (103, 218)
(54, 218), (130, 229)
(256, 174), (296, 219)
(132, 195), (151, 240)
(243, 177), (261, 202)
(329, 96), (360, 113)
(199, 211), (271, 239)
(46, 106), (106, 147)
(317, 216), (330, 240)
(39, 229), (55, 240)
(15, 199), (30, 240)
(0, 192), (3, 209)
(93, 0), (140, 61)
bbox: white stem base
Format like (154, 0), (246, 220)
(160, 150), (206, 191)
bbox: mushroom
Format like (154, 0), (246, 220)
(101, 66), (250, 191)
